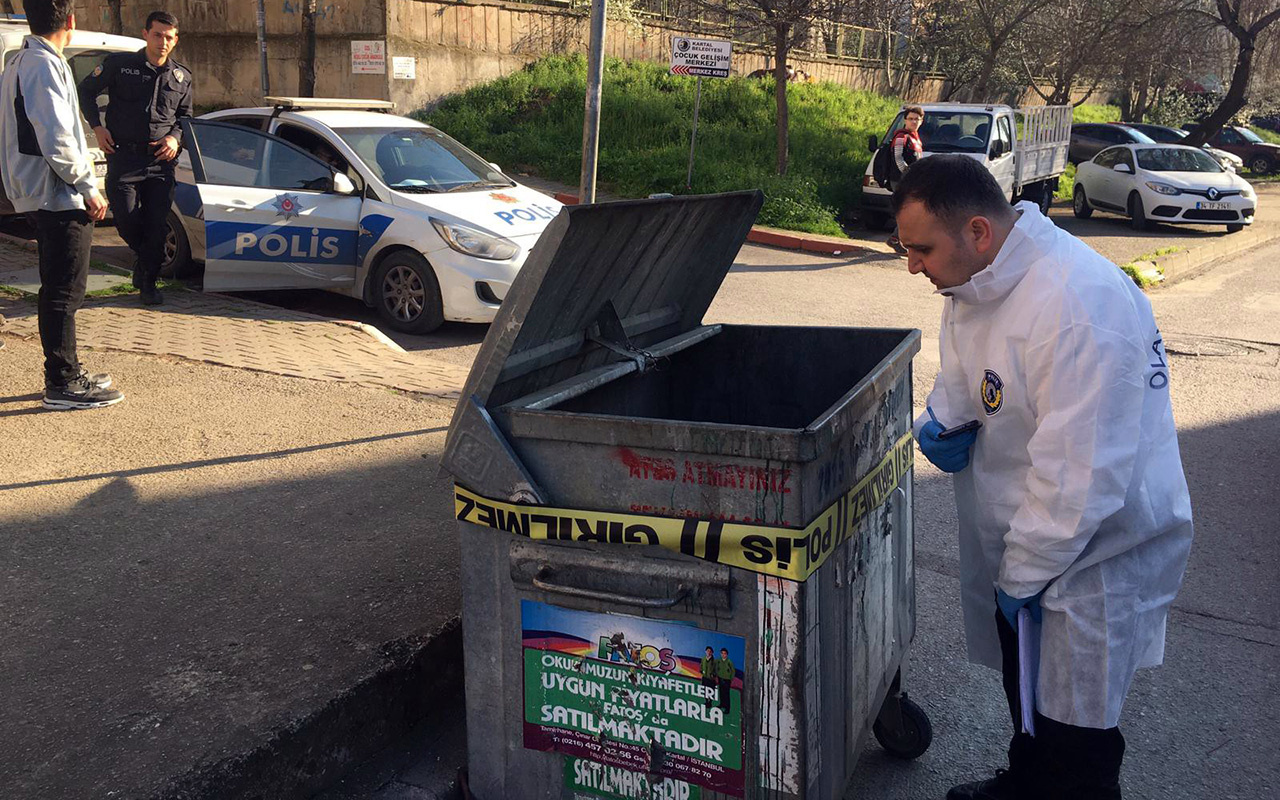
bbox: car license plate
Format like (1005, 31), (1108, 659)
(94, 163), (108, 178)
(1196, 201), (1230, 210)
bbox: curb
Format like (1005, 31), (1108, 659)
(155, 619), (464, 800)
(1154, 225), (1280, 287)
(552, 192), (875, 257)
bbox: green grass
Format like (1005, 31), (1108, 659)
(1055, 162), (1077, 201)
(1073, 105), (1122, 124)
(422, 55), (903, 236)
(1248, 126), (1280, 145)
(1119, 246), (1184, 289)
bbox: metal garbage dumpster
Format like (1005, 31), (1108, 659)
(442, 191), (927, 800)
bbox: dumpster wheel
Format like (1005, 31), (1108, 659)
(873, 692), (933, 759)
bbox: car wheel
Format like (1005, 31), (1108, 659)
(1072, 186), (1093, 218)
(1037, 183), (1054, 216)
(158, 211), (191, 279)
(1248, 155), (1274, 174)
(1129, 193), (1149, 231)
(1226, 223), (1244, 233)
(374, 250), (444, 334)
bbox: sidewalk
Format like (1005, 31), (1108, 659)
(0, 244), (469, 399)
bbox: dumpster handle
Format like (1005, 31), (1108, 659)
(534, 566), (689, 608)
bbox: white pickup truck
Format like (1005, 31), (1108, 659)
(859, 102), (1072, 230)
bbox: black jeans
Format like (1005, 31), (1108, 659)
(30, 208), (94, 386)
(997, 606), (1126, 799)
(105, 152), (175, 288)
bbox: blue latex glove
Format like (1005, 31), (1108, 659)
(917, 407), (979, 473)
(997, 588), (1044, 628)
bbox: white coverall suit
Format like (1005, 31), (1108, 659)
(915, 202), (1195, 732)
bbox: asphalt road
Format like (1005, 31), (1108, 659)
(314, 236), (1279, 798)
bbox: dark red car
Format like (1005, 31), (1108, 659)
(1186, 125), (1280, 174)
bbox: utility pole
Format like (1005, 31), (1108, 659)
(578, 0), (607, 204)
(256, 0), (271, 98)
(299, 0), (318, 96)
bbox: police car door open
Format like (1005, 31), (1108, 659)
(180, 120), (363, 292)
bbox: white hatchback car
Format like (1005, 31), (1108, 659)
(1072, 143), (1257, 232)
(165, 97), (563, 333)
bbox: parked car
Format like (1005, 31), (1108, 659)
(1072, 143), (1256, 232)
(0, 17), (146, 214)
(1250, 114), (1280, 134)
(1126, 123), (1244, 172)
(161, 97), (563, 333)
(1183, 125), (1280, 174)
(1068, 123), (1156, 165)
(860, 102), (1071, 228)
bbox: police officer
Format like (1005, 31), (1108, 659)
(78, 10), (191, 305)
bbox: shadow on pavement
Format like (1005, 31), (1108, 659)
(1, 446), (464, 800)
(0, 426), (447, 491)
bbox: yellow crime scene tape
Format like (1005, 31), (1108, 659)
(455, 433), (914, 582)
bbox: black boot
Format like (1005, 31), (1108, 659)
(946, 768), (1018, 800)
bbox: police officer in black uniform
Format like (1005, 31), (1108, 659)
(78, 10), (191, 305)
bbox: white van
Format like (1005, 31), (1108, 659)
(860, 103), (1071, 229)
(0, 15), (147, 214)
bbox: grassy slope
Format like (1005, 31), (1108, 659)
(422, 55), (902, 237)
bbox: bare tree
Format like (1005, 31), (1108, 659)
(107, 0), (124, 35)
(963, 0), (1056, 101)
(1016, 0), (1132, 106)
(689, 0), (851, 174)
(299, 0), (318, 97)
(1184, 0), (1280, 144)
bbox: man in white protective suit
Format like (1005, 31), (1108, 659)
(893, 155), (1195, 800)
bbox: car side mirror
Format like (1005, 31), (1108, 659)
(868, 134), (879, 153)
(1112, 163), (1132, 174)
(989, 142), (1003, 158)
(332, 172), (357, 195)
(489, 162), (502, 173)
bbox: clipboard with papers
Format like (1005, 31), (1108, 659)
(1017, 606), (1041, 736)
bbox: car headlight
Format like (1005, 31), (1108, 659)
(1241, 185), (1256, 199)
(430, 218), (519, 261)
(1144, 182), (1180, 196)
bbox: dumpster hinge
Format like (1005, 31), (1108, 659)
(588, 300), (660, 373)
(443, 395), (546, 504)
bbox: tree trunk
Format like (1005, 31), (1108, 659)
(968, 47), (1000, 102)
(774, 25), (790, 176)
(107, 0), (124, 35)
(1184, 37), (1253, 146)
(299, 0), (318, 97)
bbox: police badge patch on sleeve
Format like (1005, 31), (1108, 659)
(981, 369), (1004, 415)
(92, 65), (103, 77)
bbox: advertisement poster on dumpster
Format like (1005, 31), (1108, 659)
(521, 601), (744, 796)
(564, 756), (700, 800)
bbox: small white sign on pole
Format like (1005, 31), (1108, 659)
(670, 36), (732, 79)
(392, 56), (416, 80)
(351, 40), (386, 75)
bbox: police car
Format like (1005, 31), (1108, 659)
(0, 15), (146, 214)
(164, 97), (563, 333)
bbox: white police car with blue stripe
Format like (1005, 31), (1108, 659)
(164, 97), (563, 333)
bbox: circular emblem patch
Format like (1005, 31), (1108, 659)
(981, 369), (1004, 416)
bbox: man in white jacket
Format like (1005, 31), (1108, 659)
(0, 0), (121, 409)
(894, 155), (1194, 800)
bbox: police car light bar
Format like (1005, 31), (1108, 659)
(265, 96), (396, 112)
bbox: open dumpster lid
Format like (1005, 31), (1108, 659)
(442, 191), (763, 498)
